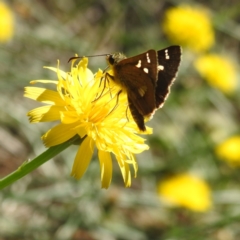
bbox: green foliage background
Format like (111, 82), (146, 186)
(0, 0), (240, 239)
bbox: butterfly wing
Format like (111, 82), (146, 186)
(112, 50), (158, 117)
(127, 95), (146, 131)
(155, 46), (181, 108)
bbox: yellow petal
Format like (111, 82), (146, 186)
(98, 150), (112, 189)
(116, 155), (131, 187)
(75, 127), (87, 139)
(44, 66), (69, 80)
(71, 136), (95, 179)
(125, 153), (138, 178)
(60, 110), (82, 124)
(24, 87), (66, 105)
(42, 123), (77, 147)
(30, 80), (58, 84)
(27, 105), (64, 122)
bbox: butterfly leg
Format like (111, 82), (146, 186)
(92, 72), (112, 102)
(106, 89), (122, 116)
(125, 105), (130, 123)
(105, 72), (115, 99)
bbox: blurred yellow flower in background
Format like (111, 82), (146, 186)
(195, 54), (237, 94)
(158, 173), (212, 212)
(162, 5), (214, 52)
(215, 136), (240, 166)
(0, 1), (14, 42)
(24, 58), (151, 188)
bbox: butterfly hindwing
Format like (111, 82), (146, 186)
(155, 46), (181, 108)
(127, 95), (146, 131)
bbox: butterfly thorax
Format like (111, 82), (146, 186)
(106, 52), (128, 89)
(107, 52), (127, 65)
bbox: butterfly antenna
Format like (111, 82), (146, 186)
(68, 54), (109, 63)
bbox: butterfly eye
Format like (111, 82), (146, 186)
(107, 55), (115, 65)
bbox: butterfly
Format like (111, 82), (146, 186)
(105, 46), (182, 131)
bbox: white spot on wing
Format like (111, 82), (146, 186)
(143, 68), (149, 73)
(165, 49), (170, 60)
(146, 53), (151, 63)
(136, 60), (141, 68)
(158, 65), (164, 71)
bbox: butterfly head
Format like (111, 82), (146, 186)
(106, 52), (127, 67)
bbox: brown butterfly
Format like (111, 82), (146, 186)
(105, 46), (182, 131)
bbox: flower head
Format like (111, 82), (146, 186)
(24, 58), (151, 188)
(215, 136), (240, 167)
(195, 54), (237, 94)
(162, 5), (214, 52)
(158, 173), (212, 212)
(0, 2), (14, 42)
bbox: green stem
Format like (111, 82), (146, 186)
(0, 135), (80, 190)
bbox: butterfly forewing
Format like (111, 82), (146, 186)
(155, 46), (181, 108)
(113, 50), (158, 117)
(113, 50), (157, 86)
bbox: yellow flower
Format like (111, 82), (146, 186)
(195, 54), (237, 94)
(0, 1), (14, 42)
(215, 136), (240, 166)
(158, 173), (212, 212)
(24, 58), (151, 188)
(163, 5), (214, 52)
